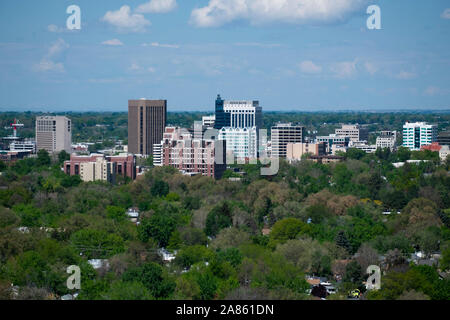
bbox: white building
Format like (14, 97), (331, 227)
(202, 115), (216, 128)
(376, 131), (397, 151)
(335, 124), (369, 142)
(223, 100), (262, 130)
(219, 127), (258, 160)
(349, 141), (377, 153)
(79, 157), (115, 183)
(403, 122), (437, 151)
(36, 116), (72, 153)
(440, 145), (450, 162)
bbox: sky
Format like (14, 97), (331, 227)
(0, 0), (449, 112)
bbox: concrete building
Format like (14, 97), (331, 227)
(80, 157), (115, 183)
(286, 142), (326, 162)
(439, 145), (450, 162)
(36, 116), (72, 153)
(349, 141), (377, 153)
(202, 115), (216, 128)
(376, 131), (397, 151)
(403, 122), (438, 151)
(271, 123), (305, 158)
(438, 131), (450, 146)
(308, 155), (344, 164)
(154, 127), (226, 179)
(316, 134), (350, 154)
(64, 153), (138, 182)
(128, 99), (167, 156)
(218, 127), (258, 160)
(335, 124), (369, 142)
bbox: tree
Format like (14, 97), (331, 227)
(343, 261), (363, 285)
(36, 149), (51, 167)
(58, 150), (70, 164)
(205, 202), (233, 237)
(122, 262), (175, 299)
(210, 227), (250, 250)
(151, 180), (169, 198)
(346, 148), (366, 161)
(335, 231), (351, 253)
(269, 218), (309, 246)
(138, 212), (178, 247)
(103, 281), (153, 300)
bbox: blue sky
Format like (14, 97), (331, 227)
(0, 0), (449, 112)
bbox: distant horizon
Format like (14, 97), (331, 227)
(1, 106), (449, 114)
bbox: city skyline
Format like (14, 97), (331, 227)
(0, 0), (450, 112)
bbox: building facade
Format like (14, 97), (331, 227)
(286, 142), (326, 162)
(36, 116), (72, 153)
(376, 131), (397, 151)
(403, 122), (438, 151)
(64, 153), (138, 182)
(154, 127), (226, 179)
(128, 99), (167, 156)
(214, 95), (262, 131)
(218, 127), (258, 160)
(316, 134), (350, 154)
(202, 115), (216, 128)
(271, 123), (305, 158)
(438, 131), (450, 146)
(335, 124), (369, 142)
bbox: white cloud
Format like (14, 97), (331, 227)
(102, 39), (124, 46)
(33, 39), (69, 73)
(190, 0), (370, 27)
(298, 60), (322, 74)
(364, 62), (378, 75)
(142, 42), (180, 48)
(148, 67), (156, 73)
(424, 86), (449, 96)
(330, 60), (357, 78)
(395, 71), (416, 80)
(33, 60), (65, 73)
(47, 24), (64, 33)
(441, 8), (450, 19)
(136, 0), (177, 13)
(102, 6), (151, 32)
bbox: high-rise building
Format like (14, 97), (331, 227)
(438, 131), (450, 146)
(36, 116), (72, 153)
(128, 99), (167, 156)
(402, 122), (437, 151)
(376, 131), (397, 151)
(214, 95), (262, 130)
(335, 124), (369, 142)
(271, 123), (305, 158)
(153, 127), (226, 179)
(218, 127), (258, 160)
(214, 95), (230, 130)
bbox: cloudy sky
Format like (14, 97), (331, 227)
(0, 0), (449, 111)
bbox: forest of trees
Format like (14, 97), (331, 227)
(0, 141), (449, 300)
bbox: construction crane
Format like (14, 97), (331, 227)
(3, 119), (24, 141)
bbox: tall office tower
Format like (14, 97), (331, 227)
(403, 122), (438, 151)
(213, 94), (262, 130)
(214, 95), (230, 129)
(218, 127), (258, 160)
(128, 99), (167, 155)
(271, 123), (305, 158)
(36, 116), (72, 153)
(335, 124), (369, 142)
